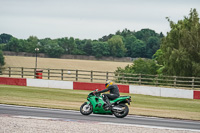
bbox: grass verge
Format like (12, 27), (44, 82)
(0, 85), (200, 120)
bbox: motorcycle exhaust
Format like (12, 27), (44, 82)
(112, 106), (124, 113)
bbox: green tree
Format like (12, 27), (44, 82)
(116, 58), (159, 75)
(152, 49), (163, 64)
(116, 28), (133, 38)
(58, 37), (78, 55)
(5, 37), (22, 52)
(99, 34), (114, 42)
(124, 35), (137, 57)
(146, 37), (160, 58)
(0, 33), (12, 44)
(133, 59), (159, 75)
(159, 9), (200, 76)
(26, 36), (39, 53)
(132, 40), (146, 58)
(44, 41), (64, 58)
(74, 39), (85, 55)
(134, 29), (159, 43)
(0, 49), (5, 74)
(83, 40), (93, 55)
(38, 38), (52, 53)
(108, 35), (126, 57)
(0, 50), (5, 66)
(92, 41), (110, 58)
(115, 28), (162, 58)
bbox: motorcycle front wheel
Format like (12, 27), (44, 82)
(113, 104), (129, 118)
(80, 102), (93, 115)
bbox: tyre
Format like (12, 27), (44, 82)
(80, 102), (93, 115)
(113, 104), (129, 118)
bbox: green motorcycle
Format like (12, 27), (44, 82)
(80, 89), (131, 118)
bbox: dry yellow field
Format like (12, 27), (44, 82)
(4, 56), (132, 72)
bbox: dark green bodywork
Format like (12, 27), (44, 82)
(86, 91), (131, 114)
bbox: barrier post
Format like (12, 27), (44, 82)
(35, 69), (43, 79)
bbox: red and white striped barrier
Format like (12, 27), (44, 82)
(27, 78), (73, 89)
(0, 77), (26, 86)
(0, 77), (199, 99)
(73, 82), (129, 93)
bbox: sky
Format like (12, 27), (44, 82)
(1, 0), (200, 40)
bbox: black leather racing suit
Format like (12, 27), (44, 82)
(97, 85), (120, 106)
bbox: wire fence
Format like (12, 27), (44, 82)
(1, 67), (200, 89)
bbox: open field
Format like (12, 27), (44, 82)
(0, 85), (200, 120)
(4, 56), (132, 72)
(3, 56), (200, 89)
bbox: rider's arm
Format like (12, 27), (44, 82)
(97, 86), (113, 93)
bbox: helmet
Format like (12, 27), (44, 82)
(105, 80), (113, 88)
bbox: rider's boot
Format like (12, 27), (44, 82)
(104, 98), (111, 110)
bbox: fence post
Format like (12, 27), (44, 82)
(48, 69), (50, 79)
(106, 72), (108, 81)
(139, 74), (141, 85)
(8, 67), (11, 77)
(192, 77), (195, 90)
(21, 67), (24, 78)
(113, 72), (118, 83)
(34, 68), (36, 78)
(155, 75), (158, 86)
(174, 76), (177, 88)
(91, 71), (93, 82)
(76, 70), (78, 81)
(121, 73), (125, 84)
(61, 69), (64, 80)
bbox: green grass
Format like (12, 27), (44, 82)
(0, 85), (200, 120)
(133, 94), (200, 112)
(4, 55), (131, 72)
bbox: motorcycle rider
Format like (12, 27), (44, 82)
(95, 80), (120, 109)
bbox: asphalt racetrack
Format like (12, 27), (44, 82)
(0, 104), (200, 131)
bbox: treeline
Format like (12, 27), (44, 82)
(116, 9), (200, 77)
(0, 28), (163, 59)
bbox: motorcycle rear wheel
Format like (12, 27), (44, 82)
(80, 102), (93, 115)
(113, 104), (129, 118)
